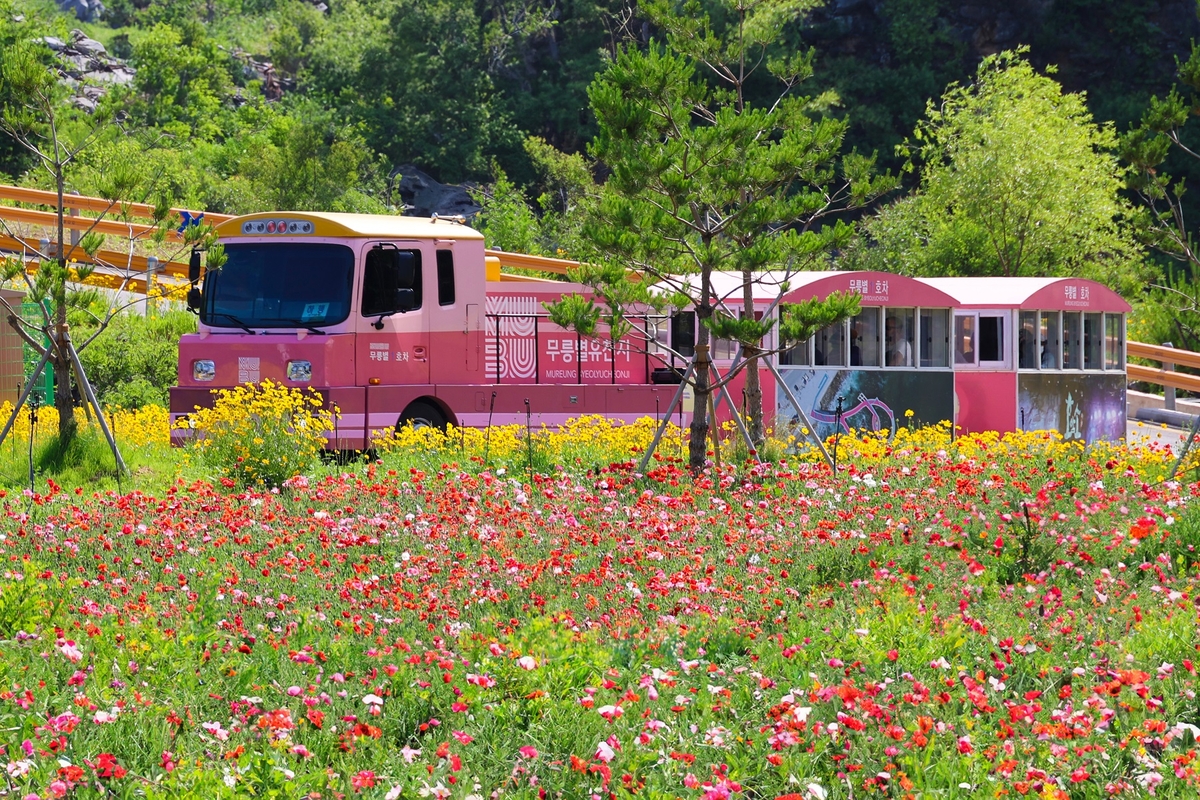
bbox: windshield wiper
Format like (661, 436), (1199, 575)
(264, 319), (327, 335)
(208, 312), (255, 334)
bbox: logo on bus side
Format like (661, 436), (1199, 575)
(1063, 285), (1091, 308)
(849, 277), (889, 302)
(369, 342), (389, 362)
(368, 342), (409, 363)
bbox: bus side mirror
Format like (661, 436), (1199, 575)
(393, 253), (416, 288)
(395, 288), (416, 312)
(187, 287), (202, 313)
(188, 250), (201, 284)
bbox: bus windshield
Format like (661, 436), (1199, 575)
(202, 243), (355, 329)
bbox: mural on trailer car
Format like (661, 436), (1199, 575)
(1018, 373), (1125, 444)
(776, 369), (954, 441)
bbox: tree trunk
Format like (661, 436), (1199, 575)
(741, 268), (764, 446)
(688, 265), (716, 473)
(53, 328), (76, 444)
(743, 343), (762, 445)
(688, 341), (711, 473)
(53, 166), (76, 444)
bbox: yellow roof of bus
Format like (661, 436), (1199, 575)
(215, 212), (486, 240)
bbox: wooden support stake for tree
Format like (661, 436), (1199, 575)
(64, 330), (126, 475)
(708, 390), (721, 470)
(69, 350), (93, 423)
(636, 360), (695, 475)
(767, 359), (834, 470)
(709, 359), (762, 463)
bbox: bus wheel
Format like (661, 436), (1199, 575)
(398, 401), (447, 431)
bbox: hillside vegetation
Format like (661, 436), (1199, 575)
(1, 0), (1196, 207)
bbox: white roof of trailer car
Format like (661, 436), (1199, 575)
(918, 276), (1131, 313)
(669, 271), (961, 308)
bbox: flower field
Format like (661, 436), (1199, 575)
(0, 420), (1198, 798)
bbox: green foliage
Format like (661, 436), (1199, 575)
(125, 22), (238, 140)
(0, 566), (61, 639)
(268, 0), (325, 76)
(852, 49), (1147, 295)
(0, 2), (35, 178)
(471, 163), (545, 255)
(544, 292), (600, 336)
(1121, 40), (1200, 349)
(1126, 265), (1200, 381)
(34, 423), (126, 480)
(778, 289), (861, 344)
(9, 0), (1196, 229)
(340, 0), (516, 182)
(236, 102), (388, 212)
(547, 0), (893, 466)
(77, 310), (197, 409)
(472, 138), (596, 258)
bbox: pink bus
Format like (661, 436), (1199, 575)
(169, 212), (686, 449)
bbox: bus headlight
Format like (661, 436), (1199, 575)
(193, 360), (215, 381)
(287, 360), (312, 382)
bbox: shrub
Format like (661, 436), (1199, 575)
(182, 380), (333, 488)
(78, 310), (197, 409)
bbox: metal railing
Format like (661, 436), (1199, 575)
(0, 183), (226, 296)
(0, 184), (589, 295)
(1126, 341), (1200, 401)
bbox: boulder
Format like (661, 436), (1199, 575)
(39, 29), (137, 113)
(393, 166), (480, 219)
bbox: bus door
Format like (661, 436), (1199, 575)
(357, 243), (430, 386)
(429, 247), (469, 384)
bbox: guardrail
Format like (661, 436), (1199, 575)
(0, 183), (581, 290)
(0, 184), (234, 227)
(0, 184), (233, 296)
(1126, 341), (1200, 398)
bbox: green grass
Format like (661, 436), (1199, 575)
(0, 426), (178, 494)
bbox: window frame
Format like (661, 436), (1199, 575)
(360, 246), (423, 318)
(952, 310), (1010, 370)
(776, 306), (953, 370)
(435, 250), (456, 307)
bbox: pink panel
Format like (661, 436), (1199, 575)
(954, 372), (1017, 435)
(1023, 280), (1131, 313)
(176, 333), (357, 387)
(782, 271), (958, 308)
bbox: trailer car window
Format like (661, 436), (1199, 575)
(979, 315), (1004, 363)
(1104, 314), (1123, 370)
(671, 312), (696, 358)
(1083, 313), (1103, 370)
(1063, 312), (1081, 369)
(813, 321), (845, 367)
(954, 314), (976, 365)
(920, 309), (949, 368)
(1018, 311), (1038, 369)
(1040, 312), (1060, 369)
(884, 309), (914, 367)
(850, 308), (879, 367)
